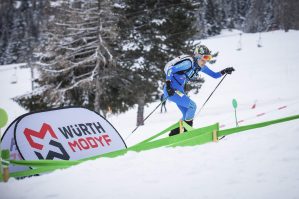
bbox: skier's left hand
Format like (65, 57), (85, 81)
(221, 67), (235, 75)
(166, 81), (175, 96)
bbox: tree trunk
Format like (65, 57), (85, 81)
(94, 78), (102, 114)
(136, 95), (145, 126)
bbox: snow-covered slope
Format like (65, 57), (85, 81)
(0, 63), (31, 131)
(110, 30), (299, 146)
(1, 30), (299, 199)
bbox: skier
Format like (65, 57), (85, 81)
(160, 94), (167, 113)
(163, 44), (235, 136)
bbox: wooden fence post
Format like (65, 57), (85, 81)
(179, 120), (184, 134)
(213, 129), (218, 142)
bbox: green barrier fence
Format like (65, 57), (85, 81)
(1, 113), (299, 181)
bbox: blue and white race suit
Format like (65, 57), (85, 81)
(163, 57), (222, 121)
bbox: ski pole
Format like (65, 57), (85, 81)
(126, 97), (168, 140)
(195, 74), (227, 118)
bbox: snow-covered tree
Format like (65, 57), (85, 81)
(205, 0), (223, 36)
(15, 0), (130, 116)
(115, 0), (200, 125)
(0, 0), (49, 64)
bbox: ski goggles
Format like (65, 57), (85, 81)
(200, 54), (212, 61)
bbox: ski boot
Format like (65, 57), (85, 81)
(169, 120), (193, 136)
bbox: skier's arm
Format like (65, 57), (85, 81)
(166, 60), (192, 81)
(200, 65), (222, 79)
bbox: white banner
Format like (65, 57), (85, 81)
(1, 107), (127, 173)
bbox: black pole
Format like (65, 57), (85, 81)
(195, 74), (227, 118)
(126, 97), (168, 140)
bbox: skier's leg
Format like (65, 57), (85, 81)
(168, 93), (196, 136)
(184, 100), (197, 121)
(169, 94), (196, 120)
(176, 104), (187, 120)
(177, 103), (194, 130)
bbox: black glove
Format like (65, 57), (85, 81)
(221, 67), (235, 75)
(166, 81), (175, 96)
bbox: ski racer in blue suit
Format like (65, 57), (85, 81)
(163, 45), (235, 136)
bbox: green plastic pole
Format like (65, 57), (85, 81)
(0, 128), (2, 178)
(0, 108), (8, 178)
(232, 99), (238, 127)
(1, 149), (10, 182)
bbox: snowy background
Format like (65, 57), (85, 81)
(1, 30), (299, 199)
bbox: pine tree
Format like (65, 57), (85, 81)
(14, 0), (130, 116)
(0, 0), (49, 64)
(204, 0), (222, 36)
(115, 0), (200, 125)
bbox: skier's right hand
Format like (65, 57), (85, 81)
(221, 67), (235, 75)
(166, 81), (175, 96)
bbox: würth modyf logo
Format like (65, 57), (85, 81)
(23, 123), (70, 160)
